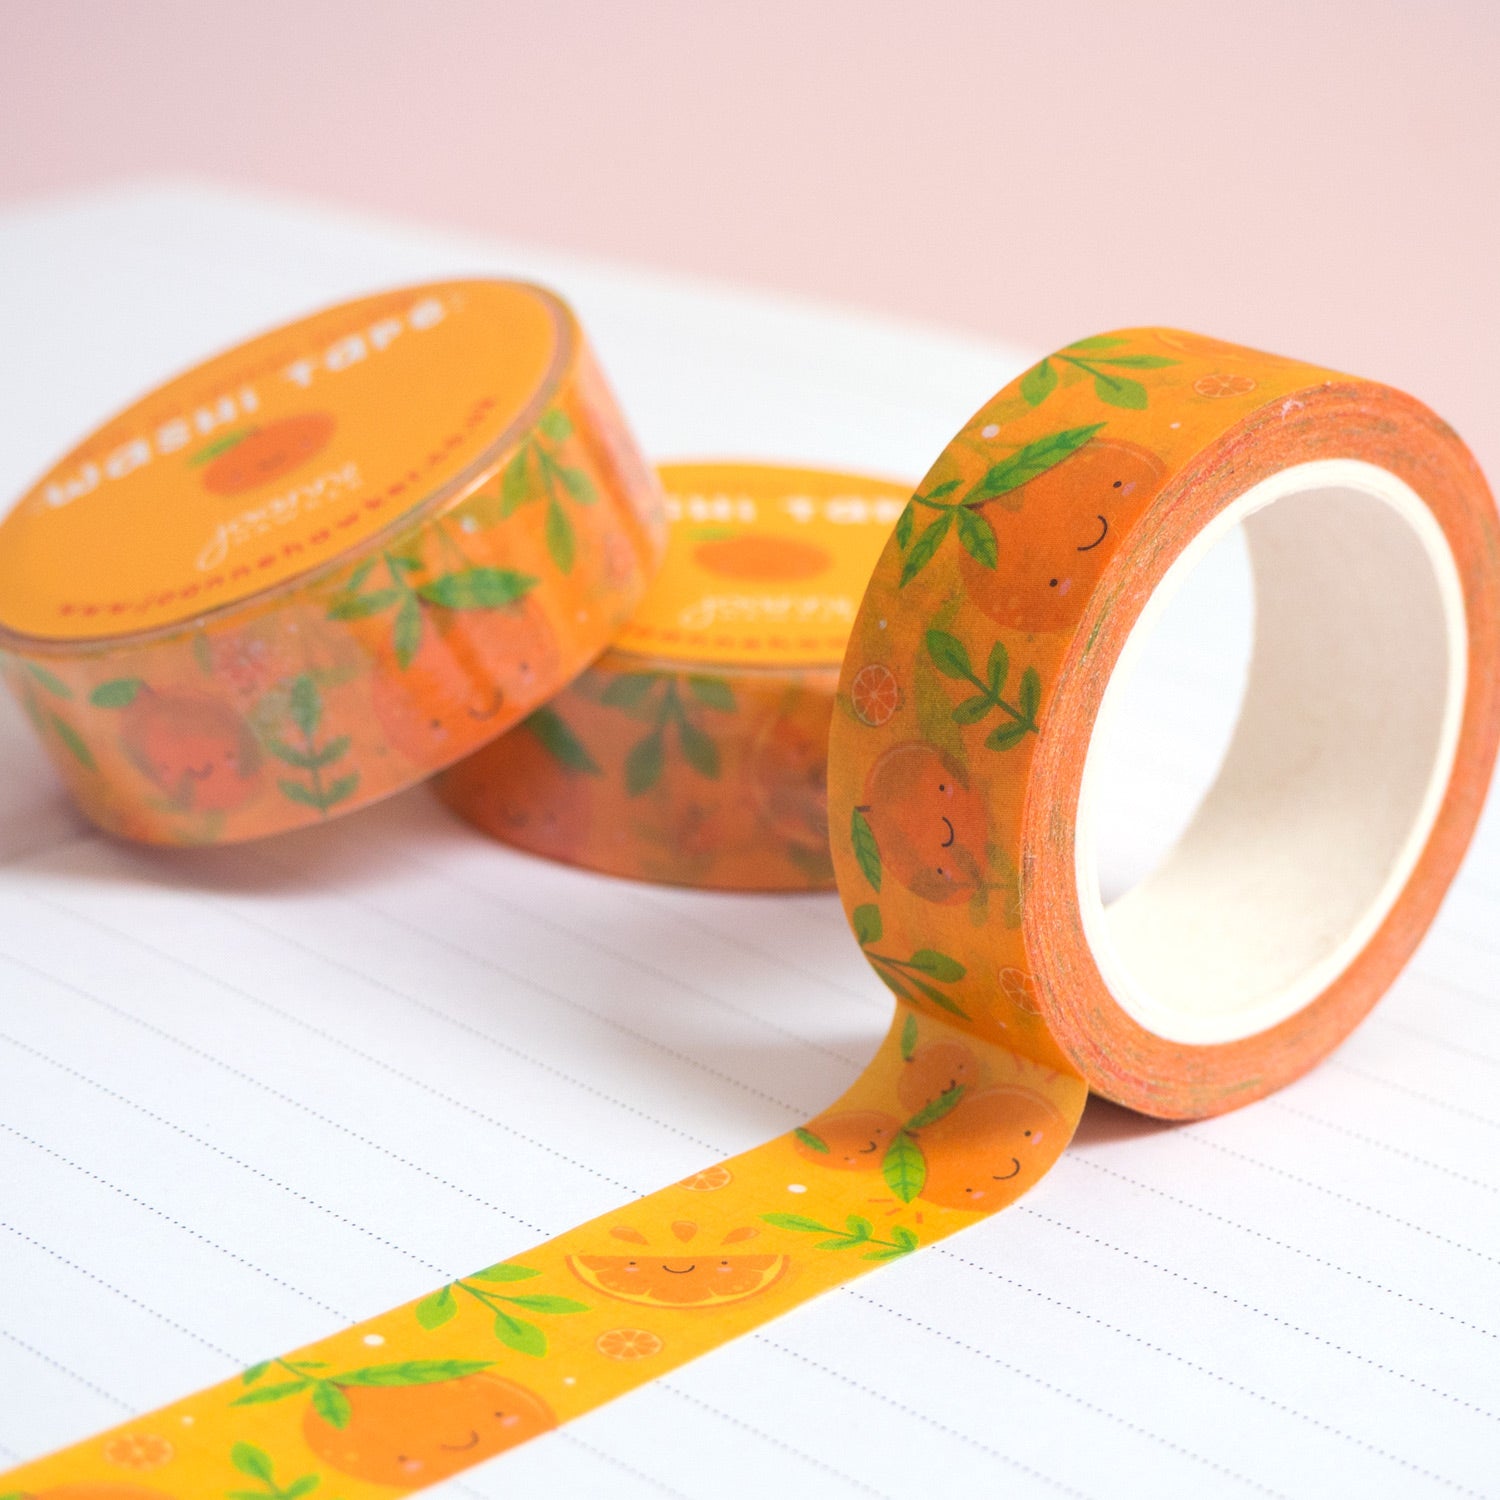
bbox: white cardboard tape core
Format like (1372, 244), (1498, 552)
(1077, 458), (1467, 1047)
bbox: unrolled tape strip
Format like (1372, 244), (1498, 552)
(0, 280), (665, 845)
(6, 330), (1497, 1496)
(439, 462), (910, 890)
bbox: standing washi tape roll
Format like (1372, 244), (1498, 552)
(438, 462), (910, 889)
(0, 281), (665, 845)
(6, 331), (1496, 1497)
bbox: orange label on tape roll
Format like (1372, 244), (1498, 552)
(0, 281), (666, 845)
(437, 462), (909, 889)
(7, 331), (1497, 1497)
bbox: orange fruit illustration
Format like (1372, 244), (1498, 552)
(371, 597), (559, 765)
(101, 1433), (172, 1471)
(916, 1085), (1071, 1211)
(999, 965), (1041, 1014)
(746, 707), (828, 847)
(119, 691), (262, 811)
(200, 412), (336, 496)
(596, 1327), (665, 1360)
(794, 1109), (901, 1169)
(959, 438), (1167, 634)
(693, 534), (832, 581)
(861, 742), (990, 904)
(678, 1164), (732, 1191)
(301, 1372), (554, 1486)
(897, 1040), (982, 1115)
(849, 663), (901, 727)
(568, 1221), (789, 1308)
(1193, 372), (1258, 399)
(438, 723), (595, 859)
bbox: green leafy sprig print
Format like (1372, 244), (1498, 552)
(233, 1357), (492, 1430)
(850, 805), (881, 892)
(851, 904), (968, 1019)
(894, 424), (1104, 585)
(1019, 335), (1177, 412)
(15, 659), (94, 769)
(762, 1213), (918, 1260)
(414, 1261), (588, 1357)
(268, 674), (357, 815)
(496, 408), (599, 572)
(226, 1442), (323, 1500)
(599, 672), (735, 795)
(925, 629), (1041, 751)
(326, 551), (537, 669)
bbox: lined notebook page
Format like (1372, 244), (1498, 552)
(1, 184), (1497, 1500)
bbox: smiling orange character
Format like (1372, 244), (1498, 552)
(301, 1372), (554, 1486)
(897, 1040), (982, 1115)
(861, 742), (990, 904)
(917, 1085), (1071, 1211)
(960, 438), (1167, 633)
(794, 1109), (901, 1169)
(119, 691), (262, 811)
(568, 1220), (789, 1308)
(371, 598), (559, 765)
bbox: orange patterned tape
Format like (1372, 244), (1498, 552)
(0, 281), (665, 845)
(438, 462), (910, 890)
(6, 331), (1497, 1498)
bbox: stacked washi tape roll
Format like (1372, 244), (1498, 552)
(1, 288), (1495, 1497)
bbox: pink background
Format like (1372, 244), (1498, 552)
(5, 1), (1498, 474)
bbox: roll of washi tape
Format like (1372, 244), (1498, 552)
(6, 331), (1496, 1498)
(0, 280), (665, 845)
(437, 461), (909, 890)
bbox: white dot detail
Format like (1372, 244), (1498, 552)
(982, 423), (1000, 438)
(787, 1183), (808, 1194)
(363, 1333), (385, 1346)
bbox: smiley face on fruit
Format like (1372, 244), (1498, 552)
(301, 1372), (554, 1485)
(916, 1084), (1071, 1210)
(118, 690), (262, 811)
(959, 437), (1167, 633)
(568, 1220), (788, 1308)
(793, 1109), (902, 1169)
(861, 742), (989, 904)
(198, 412), (336, 496)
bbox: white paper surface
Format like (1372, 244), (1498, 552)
(0, 183), (1496, 1500)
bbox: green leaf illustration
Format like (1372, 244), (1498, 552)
(327, 588), (401, 621)
(417, 568), (538, 610)
(955, 507), (997, 568)
(985, 720), (1034, 752)
(231, 1378), (312, 1406)
(925, 630), (972, 680)
(557, 465), (597, 505)
(415, 1285), (458, 1330)
(1091, 353), (1175, 369)
(283, 1477), (320, 1499)
(677, 719), (720, 778)
(502, 1294), (589, 1315)
(987, 642), (1009, 692)
(1018, 665), (1041, 722)
(793, 1126), (830, 1154)
(267, 735), (350, 772)
(600, 673), (657, 711)
(762, 1213), (833, 1234)
(906, 1083), (965, 1131)
(900, 1012), (918, 1061)
(310, 1382), (351, 1429)
(909, 949), (965, 982)
(899, 510), (952, 587)
(230, 1443), (276, 1483)
(242, 1361), (271, 1386)
(686, 675), (735, 711)
(952, 694), (991, 726)
(894, 503), (915, 550)
(392, 594), (422, 668)
(188, 428), (251, 465)
(881, 1133), (926, 1202)
(289, 675), (321, 738)
(501, 447), (531, 514)
(545, 498), (575, 572)
(624, 732), (665, 795)
(851, 806), (881, 892)
(968, 424), (1104, 505)
(539, 409), (572, 442)
(89, 677), (142, 708)
(50, 714), (94, 769)
(492, 1311), (548, 1357)
(1092, 372), (1148, 409)
(1020, 358), (1058, 406)
(338, 1359), (492, 1386)
(470, 1262), (542, 1282)
(852, 903), (882, 946)
(1066, 335), (1128, 352)
(527, 707), (601, 775)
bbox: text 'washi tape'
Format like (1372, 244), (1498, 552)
(0, 280), (665, 845)
(5, 330), (1496, 1498)
(439, 462), (910, 889)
